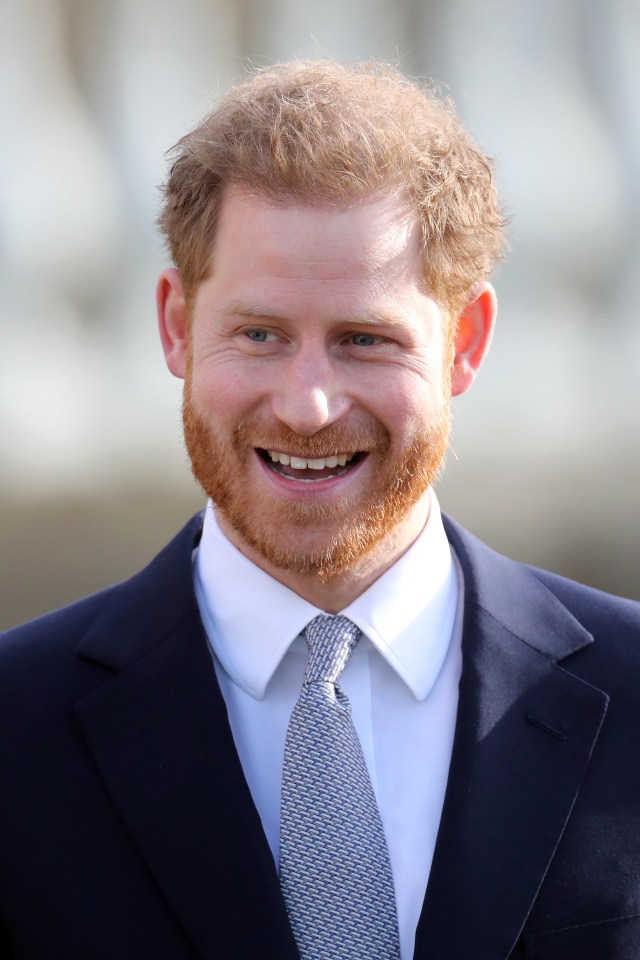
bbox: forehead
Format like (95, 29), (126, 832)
(211, 184), (422, 285)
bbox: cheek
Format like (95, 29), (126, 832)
(190, 364), (260, 421)
(372, 375), (444, 435)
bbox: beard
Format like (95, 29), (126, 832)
(182, 381), (451, 581)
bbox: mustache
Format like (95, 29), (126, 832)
(233, 417), (391, 457)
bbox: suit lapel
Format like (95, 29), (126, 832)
(74, 516), (298, 960)
(414, 518), (609, 960)
(71, 512), (611, 960)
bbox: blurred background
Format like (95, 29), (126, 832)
(1, 0), (639, 630)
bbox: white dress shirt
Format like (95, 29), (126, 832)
(194, 489), (463, 960)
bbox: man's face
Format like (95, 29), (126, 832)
(182, 186), (454, 580)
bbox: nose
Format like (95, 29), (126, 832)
(270, 349), (350, 436)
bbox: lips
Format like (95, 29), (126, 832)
(257, 449), (363, 481)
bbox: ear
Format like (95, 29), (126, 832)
(450, 282), (497, 397)
(157, 267), (189, 379)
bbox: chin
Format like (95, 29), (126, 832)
(221, 493), (421, 581)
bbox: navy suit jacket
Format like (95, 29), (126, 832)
(1, 513), (639, 959)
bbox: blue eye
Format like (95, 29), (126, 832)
(246, 329), (269, 341)
(351, 334), (377, 347)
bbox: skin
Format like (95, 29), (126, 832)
(158, 185), (496, 611)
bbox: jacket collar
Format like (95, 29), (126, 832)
(75, 512), (299, 959)
(414, 516), (608, 959)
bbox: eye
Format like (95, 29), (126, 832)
(245, 328), (277, 342)
(349, 333), (381, 347)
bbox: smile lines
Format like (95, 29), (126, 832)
(266, 451), (356, 470)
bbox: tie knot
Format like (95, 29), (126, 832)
(303, 615), (361, 684)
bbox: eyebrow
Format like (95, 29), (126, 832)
(222, 299), (409, 329)
(224, 301), (285, 321)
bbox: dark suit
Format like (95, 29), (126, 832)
(1, 512), (639, 959)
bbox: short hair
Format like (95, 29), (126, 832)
(158, 60), (506, 314)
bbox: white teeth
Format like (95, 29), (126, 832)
(266, 450), (357, 471)
(267, 451), (291, 465)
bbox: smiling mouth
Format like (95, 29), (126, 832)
(257, 449), (365, 482)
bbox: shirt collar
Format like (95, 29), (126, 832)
(194, 489), (458, 703)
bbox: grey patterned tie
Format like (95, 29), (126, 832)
(279, 614), (401, 960)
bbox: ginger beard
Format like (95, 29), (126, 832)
(182, 373), (452, 582)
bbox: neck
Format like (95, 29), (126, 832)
(216, 498), (431, 613)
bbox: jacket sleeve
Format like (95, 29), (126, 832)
(0, 922), (13, 958)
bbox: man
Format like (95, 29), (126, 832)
(0, 60), (638, 960)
